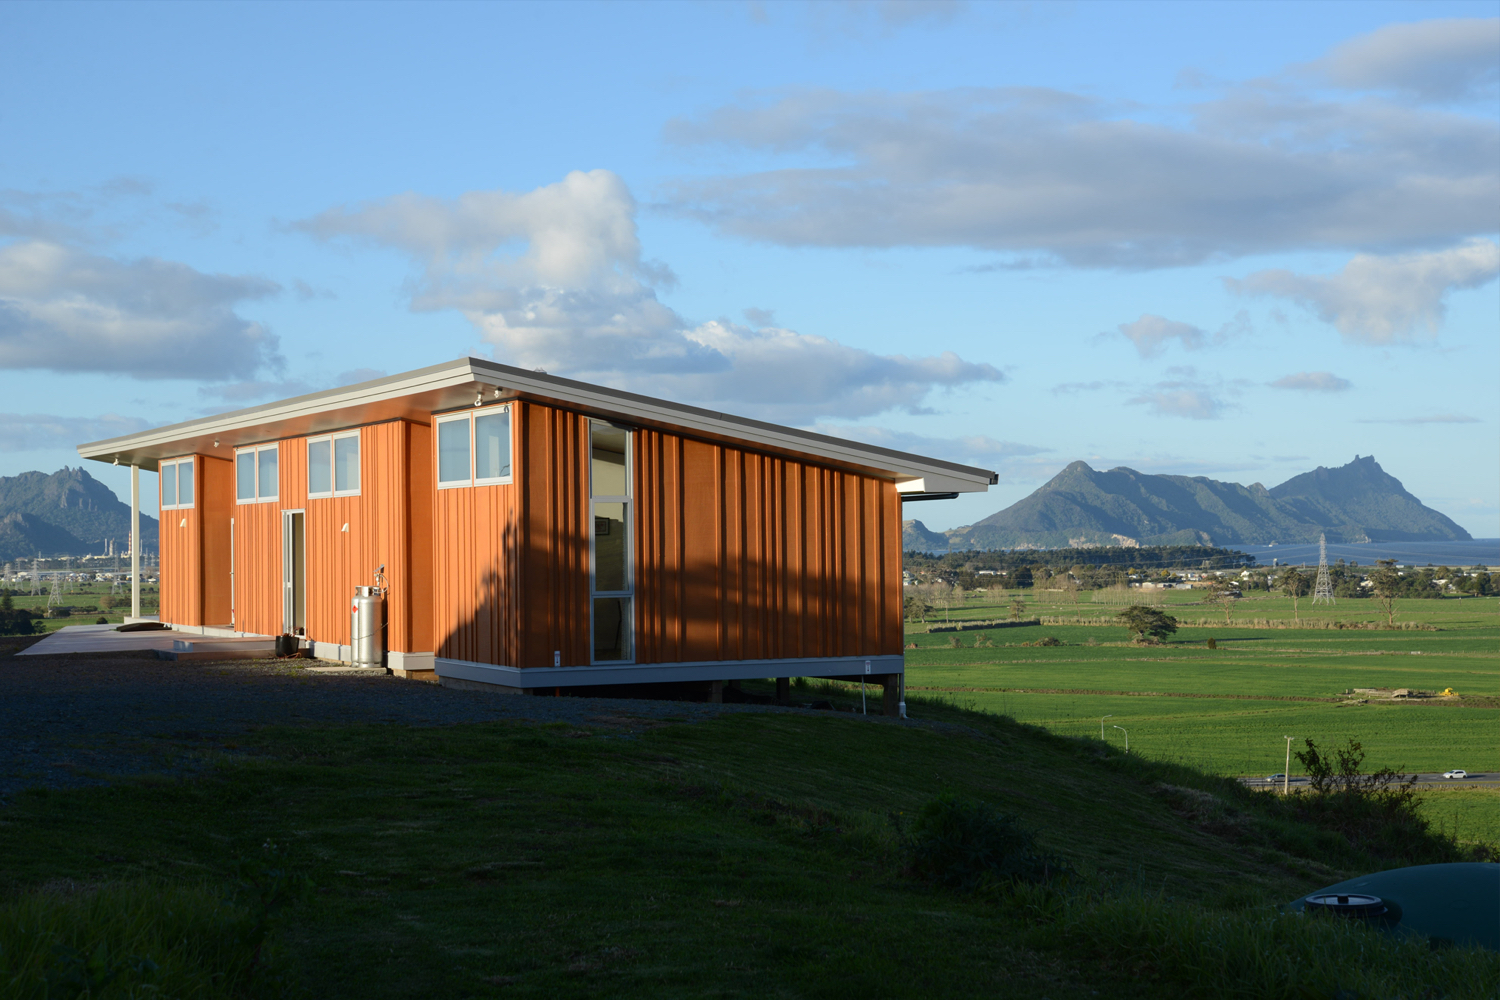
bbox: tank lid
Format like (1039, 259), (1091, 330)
(1304, 893), (1387, 919)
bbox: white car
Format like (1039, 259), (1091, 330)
(1443, 769), (1468, 779)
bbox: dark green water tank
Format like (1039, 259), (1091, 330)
(1289, 862), (1499, 951)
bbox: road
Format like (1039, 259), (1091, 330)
(1237, 773), (1500, 789)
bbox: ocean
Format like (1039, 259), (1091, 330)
(1233, 538), (1500, 568)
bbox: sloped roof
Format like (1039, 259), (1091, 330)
(77, 357), (996, 494)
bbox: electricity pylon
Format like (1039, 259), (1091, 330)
(1311, 533), (1336, 605)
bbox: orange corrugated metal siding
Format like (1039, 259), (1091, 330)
(175, 399), (901, 669)
(201, 456), (233, 625)
(227, 421), (421, 650)
(404, 421), (434, 654)
(159, 455), (202, 626)
(431, 437), (521, 666)
(430, 401), (591, 669)
(633, 427), (901, 665)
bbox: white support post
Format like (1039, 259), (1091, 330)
(131, 464), (141, 620)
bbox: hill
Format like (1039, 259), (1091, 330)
(919, 456), (1468, 552)
(902, 519), (952, 552)
(0, 512), (88, 561)
(1268, 455), (1471, 542)
(0, 467), (159, 561)
(0, 641), (1487, 998)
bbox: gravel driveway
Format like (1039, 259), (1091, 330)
(1, 634), (895, 802)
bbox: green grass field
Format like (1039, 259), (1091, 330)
(902, 592), (1500, 779)
(1, 582), (153, 632)
(2, 705), (1495, 999)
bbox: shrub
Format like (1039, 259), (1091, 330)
(905, 793), (1067, 890)
(1276, 737), (1490, 865)
(0, 610), (36, 635)
(1206, 637), (1217, 650)
(1116, 605), (1177, 642)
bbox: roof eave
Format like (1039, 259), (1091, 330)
(77, 357), (996, 490)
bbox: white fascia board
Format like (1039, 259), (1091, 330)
(466, 360), (996, 490)
(895, 474), (989, 495)
(77, 357), (996, 489)
(76, 360), (484, 470)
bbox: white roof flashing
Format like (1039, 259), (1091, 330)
(77, 357), (996, 490)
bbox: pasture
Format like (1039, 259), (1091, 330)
(901, 591), (1500, 778)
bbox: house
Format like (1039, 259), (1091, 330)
(78, 358), (995, 713)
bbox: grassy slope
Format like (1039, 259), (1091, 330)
(7, 689), (1472, 1000)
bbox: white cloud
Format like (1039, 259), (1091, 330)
(0, 241), (282, 379)
(807, 422), (1050, 483)
(1130, 388), (1224, 420)
(0, 412), (154, 452)
(1314, 18), (1500, 102)
(297, 170), (1003, 422)
(1126, 368), (1235, 420)
(1115, 314), (1204, 358)
(195, 368), (390, 412)
(1228, 239), (1499, 344)
(1357, 413), (1481, 425)
(661, 37), (1498, 268)
(1269, 371), (1352, 392)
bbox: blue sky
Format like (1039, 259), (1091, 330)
(2, 0), (1496, 535)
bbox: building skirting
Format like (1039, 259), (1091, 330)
(433, 653), (904, 693)
(162, 623), (435, 678)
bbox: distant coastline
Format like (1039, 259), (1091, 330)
(1234, 538), (1500, 568)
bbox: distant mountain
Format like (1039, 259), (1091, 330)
(903, 519), (952, 552)
(914, 456), (1469, 553)
(0, 467), (158, 562)
(1267, 456), (1470, 543)
(0, 512), (88, 562)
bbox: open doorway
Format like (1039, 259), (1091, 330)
(281, 509), (305, 635)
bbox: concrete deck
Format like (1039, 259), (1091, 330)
(16, 624), (275, 660)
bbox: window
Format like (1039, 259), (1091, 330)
(159, 457), (195, 510)
(307, 431), (360, 498)
(435, 405), (512, 488)
(590, 422), (631, 663)
(236, 444), (279, 503)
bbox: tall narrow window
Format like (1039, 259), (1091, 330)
(590, 423), (631, 663)
(258, 447), (278, 499)
(236, 450), (256, 501)
(236, 444), (279, 503)
(473, 409), (511, 483)
(307, 432), (360, 498)
(435, 405), (512, 488)
(307, 439), (332, 495)
(159, 457), (195, 510)
(334, 435), (360, 493)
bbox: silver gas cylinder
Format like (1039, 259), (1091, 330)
(351, 585), (384, 669)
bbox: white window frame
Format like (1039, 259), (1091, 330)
(235, 443), (280, 505)
(159, 456), (196, 511)
(434, 404), (514, 490)
(589, 420), (633, 665)
(306, 431), (361, 499)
